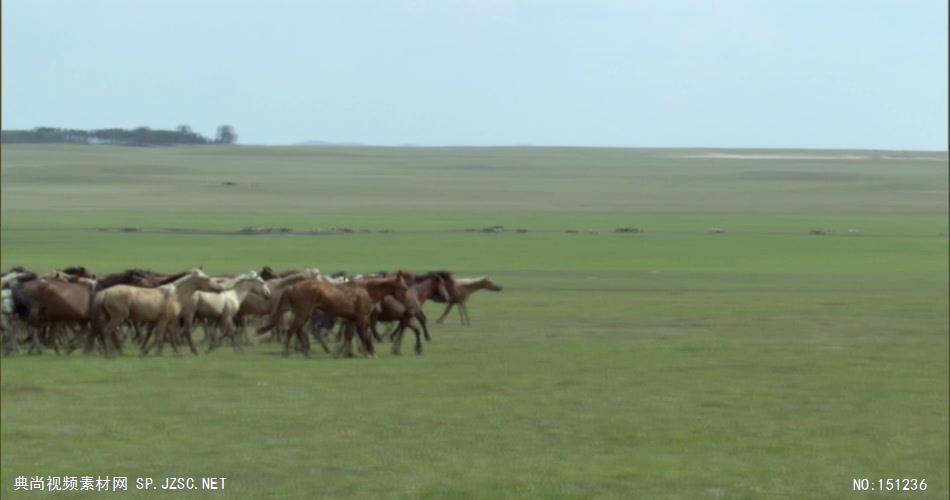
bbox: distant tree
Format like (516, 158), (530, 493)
(215, 125), (237, 145)
(1, 125), (213, 146)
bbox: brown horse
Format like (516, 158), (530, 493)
(239, 269), (321, 339)
(90, 269), (222, 356)
(262, 271), (410, 358)
(11, 274), (97, 353)
(372, 271), (452, 355)
(434, 276), (503, 325)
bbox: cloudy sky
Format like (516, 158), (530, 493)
(2, 0), (947, 149)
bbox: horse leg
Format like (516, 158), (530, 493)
(436, 303), (454, 324)
(224, 315), (242, 352)
(358, 320), (375, 357)
(28, 324), (44, 355)
(284, 313), (308, 357)
(336, 322), (353, 358)
(47, 325), (61, 354)
(335, 321), (345, 342)
(391, 323), (405, 355)
(100, 316), (124, 357)
(183, 322), (199, 355)
(459, 302), (469, 325)
(168, 321), (182, 356)
(312, 320), (331, 354)
(2, 315), (19, 356)
(410, 323), (423, 355)
(110, 326), (124, 356)
(152, 319), (171, 356)
(370, 321), (383, 342)
(417, 312), (431, 341)
(298, 320), (311, 358)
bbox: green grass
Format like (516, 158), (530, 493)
(1, 145), (947, 498)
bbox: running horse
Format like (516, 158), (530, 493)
(89, 269), (223, 356)
(262, 271), (410, 358)
(434, 276), (503, 325)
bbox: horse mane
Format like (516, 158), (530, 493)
(454, 276), (487, 285)
(61, 266), (91, 277)
(415, 270), (453, 282)
(270, 272), (310, 288)
(157, 271), (191, 286)
(95, 270), (138, 291)
(218, 271), (259, 289)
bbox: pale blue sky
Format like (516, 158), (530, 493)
(2, 1), (947, 149)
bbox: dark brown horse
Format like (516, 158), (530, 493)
(61, 266), (95, 279)
(12, 275), (98, 353)
(371, 271), (452, 355)
(262, 271), (410, 358)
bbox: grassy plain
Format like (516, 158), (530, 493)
(1, 145), (947, 498)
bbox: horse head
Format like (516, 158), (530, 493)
(187, 268), (224, 293)
(481, 277), (503, 292)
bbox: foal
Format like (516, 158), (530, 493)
(434, 276), (503, 326)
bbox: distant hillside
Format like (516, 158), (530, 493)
(294, 139), (365, 147)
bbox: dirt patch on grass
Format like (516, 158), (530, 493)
(1, 383), (46, 394)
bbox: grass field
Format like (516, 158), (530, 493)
(1, 144), (947, 498)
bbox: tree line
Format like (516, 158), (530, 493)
(0, 125), (237, 146)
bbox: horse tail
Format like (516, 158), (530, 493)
(10, 282), (38, 322)
(87, 291), (106, 344)
(257, 291), (291, 334)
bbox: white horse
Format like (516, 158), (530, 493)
(192, 273), (271, 351)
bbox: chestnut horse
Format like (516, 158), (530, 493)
(372, 271), (452, 355)
(262, 271), (410, 358)
(239, 269), (321, 339)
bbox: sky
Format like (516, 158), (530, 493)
(2, 0), (947, 149)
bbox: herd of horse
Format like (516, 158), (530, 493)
(0, 266), (502, 358)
